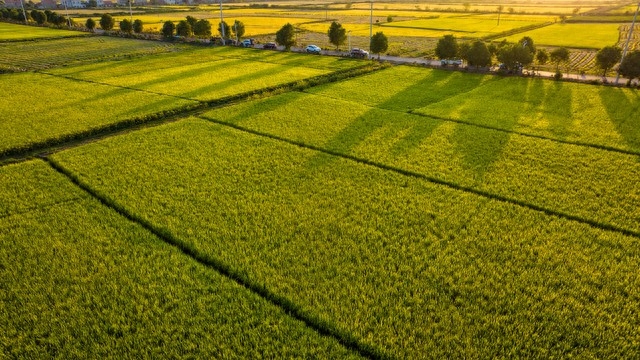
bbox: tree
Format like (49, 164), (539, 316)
(218, 20), (230, 39)
(232, 20), (245, 39)
(497, 43), (533, 71)
(559, 14), (567, 23)
(386, 15), (393, 22)
(275, 23), (295, 50)
(176, 20), (192, 37)
(619, 50), (640, 81)
(193, 19), (211, 37)
(550, 47), (570, 72)
(466, 40), (492, 68)
(518, 36), (535, 55)
(119, 18), (132, 34)
(596, 46), (622, 76)
(536, 49), (549, 65)
(370, 31), (388, 59)
(435, 34), (458, 60)
(487, 43), (498, 57)
(30, 10), (46, 25)
(463, 2), (470, 12)
(185, 15), (197, 28)
(99, 14), (115, 31)
(327, 21), (347, 50)
(85, 18), (96, 32)
(458, 42), (471, 62)
(161, 20), (175, 39)
(133, 19), (143, 34)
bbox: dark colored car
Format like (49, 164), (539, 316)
(350, 48), (369, 58)
(263, 42), (277, 49)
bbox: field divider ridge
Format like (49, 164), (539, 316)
(0, 63), (386, 165)
(42, 156), (392, 360)
(199, 115), (640, 240)
(302, 90), (640, 158)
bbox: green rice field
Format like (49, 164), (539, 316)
(2, 10), (640, 358)
(502, 22), (622, 49)
(0, 22), (84, 41)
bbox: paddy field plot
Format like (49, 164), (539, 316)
(306, 66), (640, 153)
(51, 118), (640, 358)
(0, 72), (197, 156)
(501, 22), (621, 49)
(0, 160), (361, 358)
(0, 22), (84, 41)
(0, 36), (183, 71)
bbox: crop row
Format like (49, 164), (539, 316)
(0, 160), (361, 358)
(51, 118), (640, 358)
(201, 90), (640, 235)
(0, 35), (183, 71)
(304, 66), (640, 154)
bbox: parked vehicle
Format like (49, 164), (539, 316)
(263, 42), (277, 49)
(305, 44), (321, 54)
(350, 48), (369, 58)
(441, 59), (463, 67)
(241, 39), (254, 47)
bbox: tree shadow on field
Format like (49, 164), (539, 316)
(450, 78), (532, 179)
(540, 80), (574, 141)
(597, 87), (640, 153)
(199, 92), (305, 126)
(179, 61), (299, 101)
(304, 72), (449, 170)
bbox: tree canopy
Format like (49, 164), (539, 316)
(218, 20), (230, 39)
(119, 18), (133, 34)
(435, 35), (458, 60)
(550, 47), (570, 72)
(99, 14), (115, 31)
(133, 19), (143, 34)
(466, 40), (492, 68)
(276, 23), (296, 50)
(161, 20), (175, 39)
(85, 18), (96, 32)
(596, 46), (622, 77)
(497, 44), (533, 71)
(232, 20), (245, 39)
(193, 19), (211, 37)
(536, 49), (549, 65)
(176, 20), (192, 37)
(327, 21), (347, 50)
(619, 50), (640, 81)
(370, 31), (388, 59)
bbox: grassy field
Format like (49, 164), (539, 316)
(0, 72), (197, 156)
(50, 118), (640, 358)
(0, 160), (362, 358)
(0, 22), (84, 41)
(305, 66), (640, 153)
(1, 45), (362, 155)
(502, 22), (621, 48)
(0, 36), (183, 71)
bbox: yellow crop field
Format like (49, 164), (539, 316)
(502, 23), (621, 49)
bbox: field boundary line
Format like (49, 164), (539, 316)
(199, 116), (640, 240)
(302, 91), (640, 157)
(42, 157), (391, 360)
(0, 63), (385, 166)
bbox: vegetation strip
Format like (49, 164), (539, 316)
(43, 156), (388, 360)
(0, 63), (383, 164)
(199, 115), (640, 240)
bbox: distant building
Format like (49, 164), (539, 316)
(4, 0), (22, 8)
(39, 0), (58, 8)
(60, 0), (83, 7)
(102, 0), (114, 7)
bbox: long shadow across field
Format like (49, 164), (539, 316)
(598, 86), (640, 153)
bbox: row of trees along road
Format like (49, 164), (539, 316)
(160, 18), (244, 40)
(273, 21), (388, 58)
(1, 8), (72, 26)
(435, 34), (640, 82)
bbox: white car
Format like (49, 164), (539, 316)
(305, 45), (321, 54)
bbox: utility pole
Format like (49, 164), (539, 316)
(369, 1), (373, 51)
(616, 2), (640, 85)
(348, 30), (351, 51)
(63, 0), (70, 27)
(219, 0), (225, 41)
(19, 0), (27, 24)
(129, 0), (133, 22)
